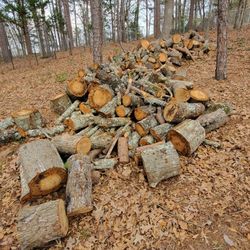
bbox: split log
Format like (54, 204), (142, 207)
(172, 34), (182, 44)
(172, 82), (190, 102)
(139, 135), (155, 146)
(55, 100), (80, 125)
(116, 105), (131, 117)
(134, 106), (156, 121)
(92, 117), (131, 128)
(93, 158), (118, 170)
(19, 139), (67, 197)
(190, 89), (209, 102)
(118, 137), (129, 163)
(66, 79), (87, 98)
(64, 113), (93, 131)
(167, 119), (205, 155)
(66, 154), (93, 216)
(98, 97), (117, 117)
(79, 102), (93, 114)
(150, 123), (173, 141)
(163, 99), (205, 123)
(155, 107), (165, 124)
(0, 117), (14, 130)
(135, 115), (158, 136)
(17, 199), (68, 250)
(12, 109), (43, 131)
(52, 134), (91, 155)
(50, 93), (72, 115)
(197, 108), (229, 132)
(141, 142), (180, 187)
(122, 94), (141, 107)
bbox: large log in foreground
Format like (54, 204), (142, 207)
(167, 119), (205, 155)
(19, 139), (67, 197)
(17, 199), (68, 250)
(141, 142), (180, 187)
(66, 155), (93, 216)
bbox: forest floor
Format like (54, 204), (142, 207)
(0, 27), (249, 250)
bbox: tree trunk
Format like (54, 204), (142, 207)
(0, 21), (12, 63)
(187, 0), (195, 30)
(146, 0), (149, 37)
(90, 0), (103, 64)
(162, 0), (174, 39)
(120, 0), (126, 42)
(154, 0), (161, 38)
(215, 0), (228, 80)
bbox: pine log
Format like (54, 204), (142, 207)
(135, 115), (158, 136)
(122, 94), (141, 107)
(20, 164), (31, 203)
(116, 105), (131, 117)
(56, 100), (80, 125)
(52, 134), (91, 155)
(64, 113), (93, 131)
(167, 119), (205, 155)
(163, 99), (205, 123)
(12, 109), (43, 131)
(134, 106), (156, 121)
(190, 89), (209, 102)
(17, 199), (68, 250)
(197, 108), (229, 132)
(50, 93), (72, 115)
(66, 79), (87, 98)
(117, 137), (129, 163)
(155, 107), (165, 124)
(0, 117), (14, 130)
(66, 154), (93, 216)
(19, 140), (67, 197)
(98, 97), (117, 117)
(150, 123), (173, 141)
(139, 135), (155, 146)
(141, 142), (180, 187)
(93, 158), (118, 170)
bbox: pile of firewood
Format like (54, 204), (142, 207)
(0, 32), (231, 249)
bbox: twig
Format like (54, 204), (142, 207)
(203, 139), (222, 149)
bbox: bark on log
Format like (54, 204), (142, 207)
(56, 100), (80, 125)
(141, 142), (180, 187)
(134, 106), (156, 121)
(98, 97), (117, 117)
(197, 108), (228, 132)
(155, 107), (165, 124)
(79, 102), (94, 114)
(64, 113), (93, 131)
(150, 123), (173, 141)
(118, 137), (129, 163)
(17, 199), (68, 250)
(135, 115), (158, 136)
(66, 154), (93, 216)
(50, 93), (72, 115)
(19, 139), (67, 197)
(139, 135), (155, 146)
(91, 132), (113, 149)
(20, 164), (31, 203)
(92, 117), (131, 128)
(167, 119), (205, 155)
(0, 117), (14, 130)
(190, 89), (209, 102)
(172, 82), (190, 102)
(26, 125), (65, 138)
(122, 94), (141, 107)
(93, 158), (118, 170)
(128, 131), (141, 151)
(66, 79), (87, 99)
(169, 80), (193, 89)
(163, 99), (205, 123)
(0, 129), (21, 145)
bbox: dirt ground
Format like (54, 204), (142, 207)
(0, 27), (249, 250)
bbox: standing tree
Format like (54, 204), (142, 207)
(90, 0), (103, 64)
(187, 0), (195, 30)
(154, 0), (160, 38)
(215, 0), (228, 80)
(162, 0), (173, 39)
(0, 20), (12, 62)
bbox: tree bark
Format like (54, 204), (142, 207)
(162, 0), (174, 39)
(0, 21), (12, 63)
(154, 0), (161, 38)
(187, 0), (195, 30)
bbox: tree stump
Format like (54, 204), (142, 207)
(19, 139), (67, 197)
(141, 142), (180, 187)
(135, 115), (158, 136)
(17, 199), (68, 250)
(167, 119), (205, 155)
(150, 123), (173, 141)
(50, 93), (72, 115)
(66, 154), (93, 216)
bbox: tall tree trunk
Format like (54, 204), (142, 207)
(73, 0), (78, 47)
(41, 7), (51, 56)
(117, 0), (121, 42)
(110, 0), (116, 42)
(146, 0), (149, 37)
(154, 0), (161, 38)
(120, 0), (126, 42)
(187, 0), (195, 30)
(181, 0), (187, 32)
(0, 21), (12, 63)
(135, 0), (140, 39)
(162, 0), (174, 39)
(205, 0), (213, 39)
(215, 0), (228, 80)
(178, 0), (182, 32)
(90, 0), (103, 64)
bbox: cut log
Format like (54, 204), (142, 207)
(167, 119), (205, 155)
(64, 113), (93, 131)
(155, 107), (165, 124)
(122, 94), (141, 107)
(169, 79), (193, 89)
(205, 102), (233, 115)
(0, 117), (14, 130)
(12, 109), (43, 131)
(135, 115), (158, 136)
(134, 106), (156, 121)
(150, 123), (173, 141)
(139, 135), (155, 146)
(172, 34), (182, 44)
(163, 99), (205, 123)
(79, 102), (93, 114)
(55, 100), (80, 125)
(93, 158), (118, 170)
(20, 164), (31, 203)
(88, 84), (114, 109)
(91, 132), (113, 149)
(98, 97), (117, 117)
(175, 46), (195, 61)
(66, 154), (93, 216)
(172, 82), (190, 102)
(128, 131), (141, 152)
(197, 108), (229, 132)
(77, 125), (99, 137)
(17, 199), (68, 250)
(116, 105), (131, 117)
(141, 142), (180, 188)
(52, 134), (91, 155)
(26, 125), (65, 138)
(139, 39), (150, 50)
(92, 117), (131, 128)
(66, 79), (87, 98)
(50, 93), (72, 115)
(190, 89), (209, 102)
(78, 69), (86, 78)
(118, 137), (129, 163)
(159, 52), (167, 63)
(19, 139), (67, 197)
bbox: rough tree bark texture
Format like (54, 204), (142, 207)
(187, 0), (195, 30)
(215, 0), (228, 80)
(0, 21), (12, 63)
(154, 0), (161, 38)
(162, 0), (174, 39)
(90, 0), (103, 64)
